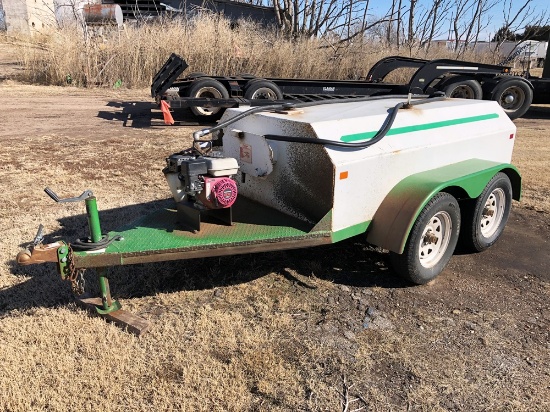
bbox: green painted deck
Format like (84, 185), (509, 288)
(74, 198), (332, 268)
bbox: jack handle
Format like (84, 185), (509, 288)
(33, 224), (45, 246)
(17, 223), (63, 266)
(45, 187), (94, 203)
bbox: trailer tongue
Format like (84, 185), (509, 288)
(16, 95), (521, 334)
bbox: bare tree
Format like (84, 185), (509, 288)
(396, 0), (403, 48)
(494, 0), (550, 52)
(265, 0), (548, 61)
(401, 0), (449, 54)
(384, 0), (404, 48)
(387, 0), (396, 44)
(445, 0), (549, 59)
(407, 0), (418, 44)
(448, 0), (497, 57)
(271, 0), (391, 40)
(423, 0), (453, 52)
(390, 0), (453, 55)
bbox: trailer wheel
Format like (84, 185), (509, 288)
(186, 72), (207, 79)
(244, 79), (283, 100)
(440, 76), (483, 99)
(390, 193), (460, 285)
(238, 73), (256, 79)
(490, 79), (533, 120)
(186, 77), (229, 118)
(460, 172), (512, 252)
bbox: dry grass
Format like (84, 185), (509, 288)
(512, 108), (550, 213)
(0, 35), (549, 411)
(3, 16), (503, 88)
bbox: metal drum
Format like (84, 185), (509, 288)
(81, 4), (123, 27)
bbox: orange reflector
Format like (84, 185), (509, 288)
(340, 171), (348, 180)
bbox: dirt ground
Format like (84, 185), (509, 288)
(0, 44), (549, 411)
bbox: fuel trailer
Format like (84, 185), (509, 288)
(17, 95), (521, 333)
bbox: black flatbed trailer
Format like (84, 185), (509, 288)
(527, 41), (550, 104)
(151, 53), (536, 120)
(530, 77), (550, 104)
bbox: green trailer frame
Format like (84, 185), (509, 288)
(16, 158), (520, 335)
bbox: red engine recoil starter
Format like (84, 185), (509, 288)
(198, 177), (238, 209)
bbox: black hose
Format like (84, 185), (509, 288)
(263, 95), (447, 149)
(72, 235), (122, 251)
(193, 94), (436, 140)
(192, 94), (446, 150)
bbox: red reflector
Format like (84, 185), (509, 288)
(509, 134), (514, 139)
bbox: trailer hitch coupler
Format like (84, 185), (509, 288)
(16, 249), (32, 264)
(16, 241), (63, 265)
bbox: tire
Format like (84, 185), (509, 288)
(490, 79), (533, 120)
(185, 77), (229, 118)
(244, 79), (283, 100)
(186, 72), (207, 79)
(460, 172), (512, 252)
(390, 193), (460, 285)
(238, 73), (256, 79)
(440, 76), (483, 99)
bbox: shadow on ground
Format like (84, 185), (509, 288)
(522, 104), (550, 119)
(97, 101), (218, 128)
(3, 198), (409, 315)
(96, 100), (550, 129)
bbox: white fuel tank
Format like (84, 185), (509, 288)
(221, 97), (516, 231)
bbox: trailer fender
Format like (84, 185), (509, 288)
(438, 75), (483, 99)
(494, 76), (534, 91)
(366, 160), (521, 254)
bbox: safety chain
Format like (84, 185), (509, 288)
(67, 246), (86, 295)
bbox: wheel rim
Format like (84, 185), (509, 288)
(193, 86), (223, 115)
(480, 188), (506, 238)
(249, 87), (279, 100)
(498, 86), (525, 112)
(418, 211), (452, 268)
(450, 85), (476, 99)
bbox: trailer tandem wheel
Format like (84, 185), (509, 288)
(490, 79), (533, 120)
(186, 77), (229, 118)
(244, 79), (283, 100)
(238, 73), (256, 79)
(439, 76), (483, 99)
(460, 172), (512, 252)
(185, 72), (207, 79)
(390, 192), (460, 285)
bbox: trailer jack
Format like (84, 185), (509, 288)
(17, 188), (151, 335)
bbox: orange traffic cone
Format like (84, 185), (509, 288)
(160, 100), (174, 125)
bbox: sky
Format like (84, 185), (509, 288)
(367, 0), (550, 41)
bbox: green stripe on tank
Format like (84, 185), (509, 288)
(341, 113), (500, 143)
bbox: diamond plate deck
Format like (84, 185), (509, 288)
(74, 197), (332, 268)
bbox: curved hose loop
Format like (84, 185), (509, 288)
(192, 102), (286, 143)
(264, 95), (447, 149)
